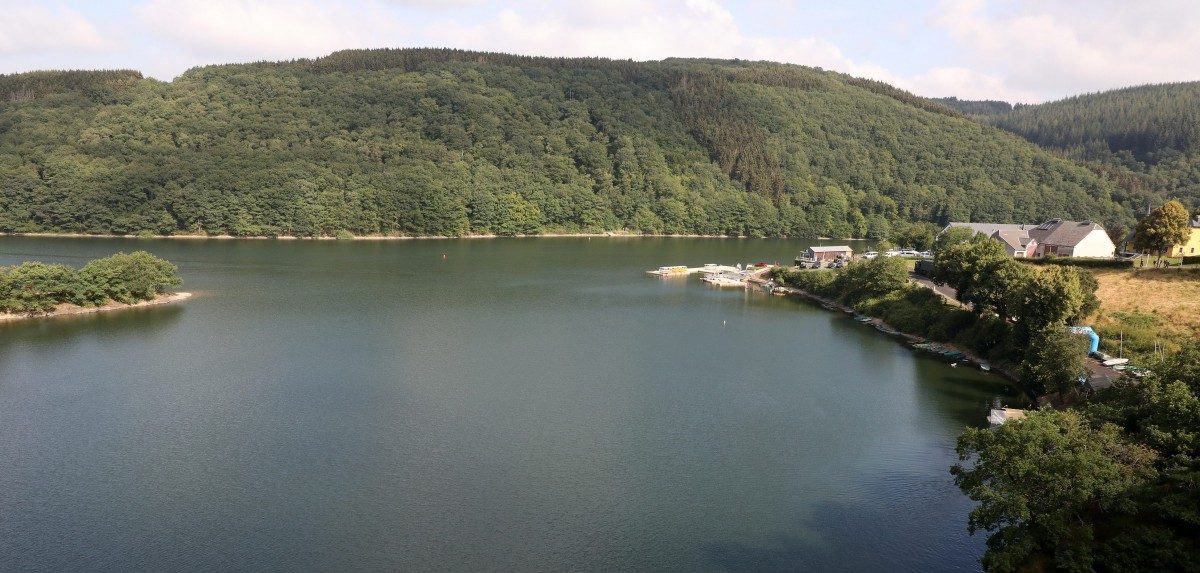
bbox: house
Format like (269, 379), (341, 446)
(990, 229), (1038, 258)
(1120, 216), (1200, 256)
(1172, 217), (1200, 257)
(943, 219), (1116, 258)
(803, 246), (853, 261)
(941, 222), (1035, 238)
(1131, 216), (1200, 257)
(1027, 219), (1115, 258)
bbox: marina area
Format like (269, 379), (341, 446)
(647, 263), (776, 288)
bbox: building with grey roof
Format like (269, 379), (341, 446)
(1026, 219), (1115, 258)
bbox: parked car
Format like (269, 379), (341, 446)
(898, 249), (921, 257)
(862, 251), (879, 259)
(883, 250), (901, 257)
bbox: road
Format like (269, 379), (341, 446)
(909, 272), (959, 303)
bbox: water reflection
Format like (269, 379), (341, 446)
(1, 236), (1013, 571)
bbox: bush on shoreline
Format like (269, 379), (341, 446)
(774, 246), (1100, 395)
(1021, 255), (1134, 269)
(0, 251), (181, 313)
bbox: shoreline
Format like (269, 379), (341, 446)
(0, 231), (870, 241)
(774, 284), (1027, 389)
(0, 292), (193, 323)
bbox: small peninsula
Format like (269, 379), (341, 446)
(0, 251), (187, 323)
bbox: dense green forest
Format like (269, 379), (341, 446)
(955, 83), (1200, 210)
(0, 49), (1144, 238)
(931, 97), (1012, 117)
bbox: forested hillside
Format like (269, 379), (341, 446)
(0, 49), (1140, 238)
(983, 83), (1200, 209)
(931, 97), (1012, 117)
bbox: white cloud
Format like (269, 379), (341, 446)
(416, 0), (1200, 104)
(5, 0), (1195, 103)
(0, 3), (109, 54)
(930, 0), (1200, 102)
(423, 0), (876, 78)
(897, 67), (1041, 103)
(416, 1), (1059, 103)
(135, 0), (408, 61)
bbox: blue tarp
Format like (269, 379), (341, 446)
(1068, 326), (1100, 354)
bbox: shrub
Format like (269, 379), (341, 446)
(774, 267), (835, 296)
(1, 251), (182, 312)
(928, 308), (978, 342)
(1022, 256), (1133, 269)
(0, 262), (77, 312)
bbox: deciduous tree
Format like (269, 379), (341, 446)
(1134, 200), (1191, 260)
(953, 410), (1157, 573)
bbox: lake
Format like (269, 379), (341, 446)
(0, 237), (1020, 572)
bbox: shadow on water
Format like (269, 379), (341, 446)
(0, 305), (185, 356)
(701, 475), (985, 573)
(931, 376), (1021, 404)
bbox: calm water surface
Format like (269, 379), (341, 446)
(0, 237), (1021, 572)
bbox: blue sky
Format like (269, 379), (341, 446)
(2, 0), (1197, 103)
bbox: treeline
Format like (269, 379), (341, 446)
(0, 251), (181, 313)
(931, 97), (1013, 117)
(992, 82), (1200, 163)
(0, 69), (143, 102)
(976, 82), (1200, 209)
(0, 49), (1138, 239)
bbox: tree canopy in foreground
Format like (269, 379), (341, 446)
(955, 345), (1200, 572)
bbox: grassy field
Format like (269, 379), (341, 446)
(1091, 268), (1200, 359)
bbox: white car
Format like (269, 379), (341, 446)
(862, 251), (879, 259)
(883, 250), (901, 257)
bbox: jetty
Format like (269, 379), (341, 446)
(646, 263), (777, 289)
(646, 264), (745, 276)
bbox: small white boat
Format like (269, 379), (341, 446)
(1102, 358), (1130, 367)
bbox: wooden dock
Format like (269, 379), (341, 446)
(648, 264), (777, 291)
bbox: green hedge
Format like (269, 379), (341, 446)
(1021, 256), (1133, 269)
(1183, 256), (1200, 265)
